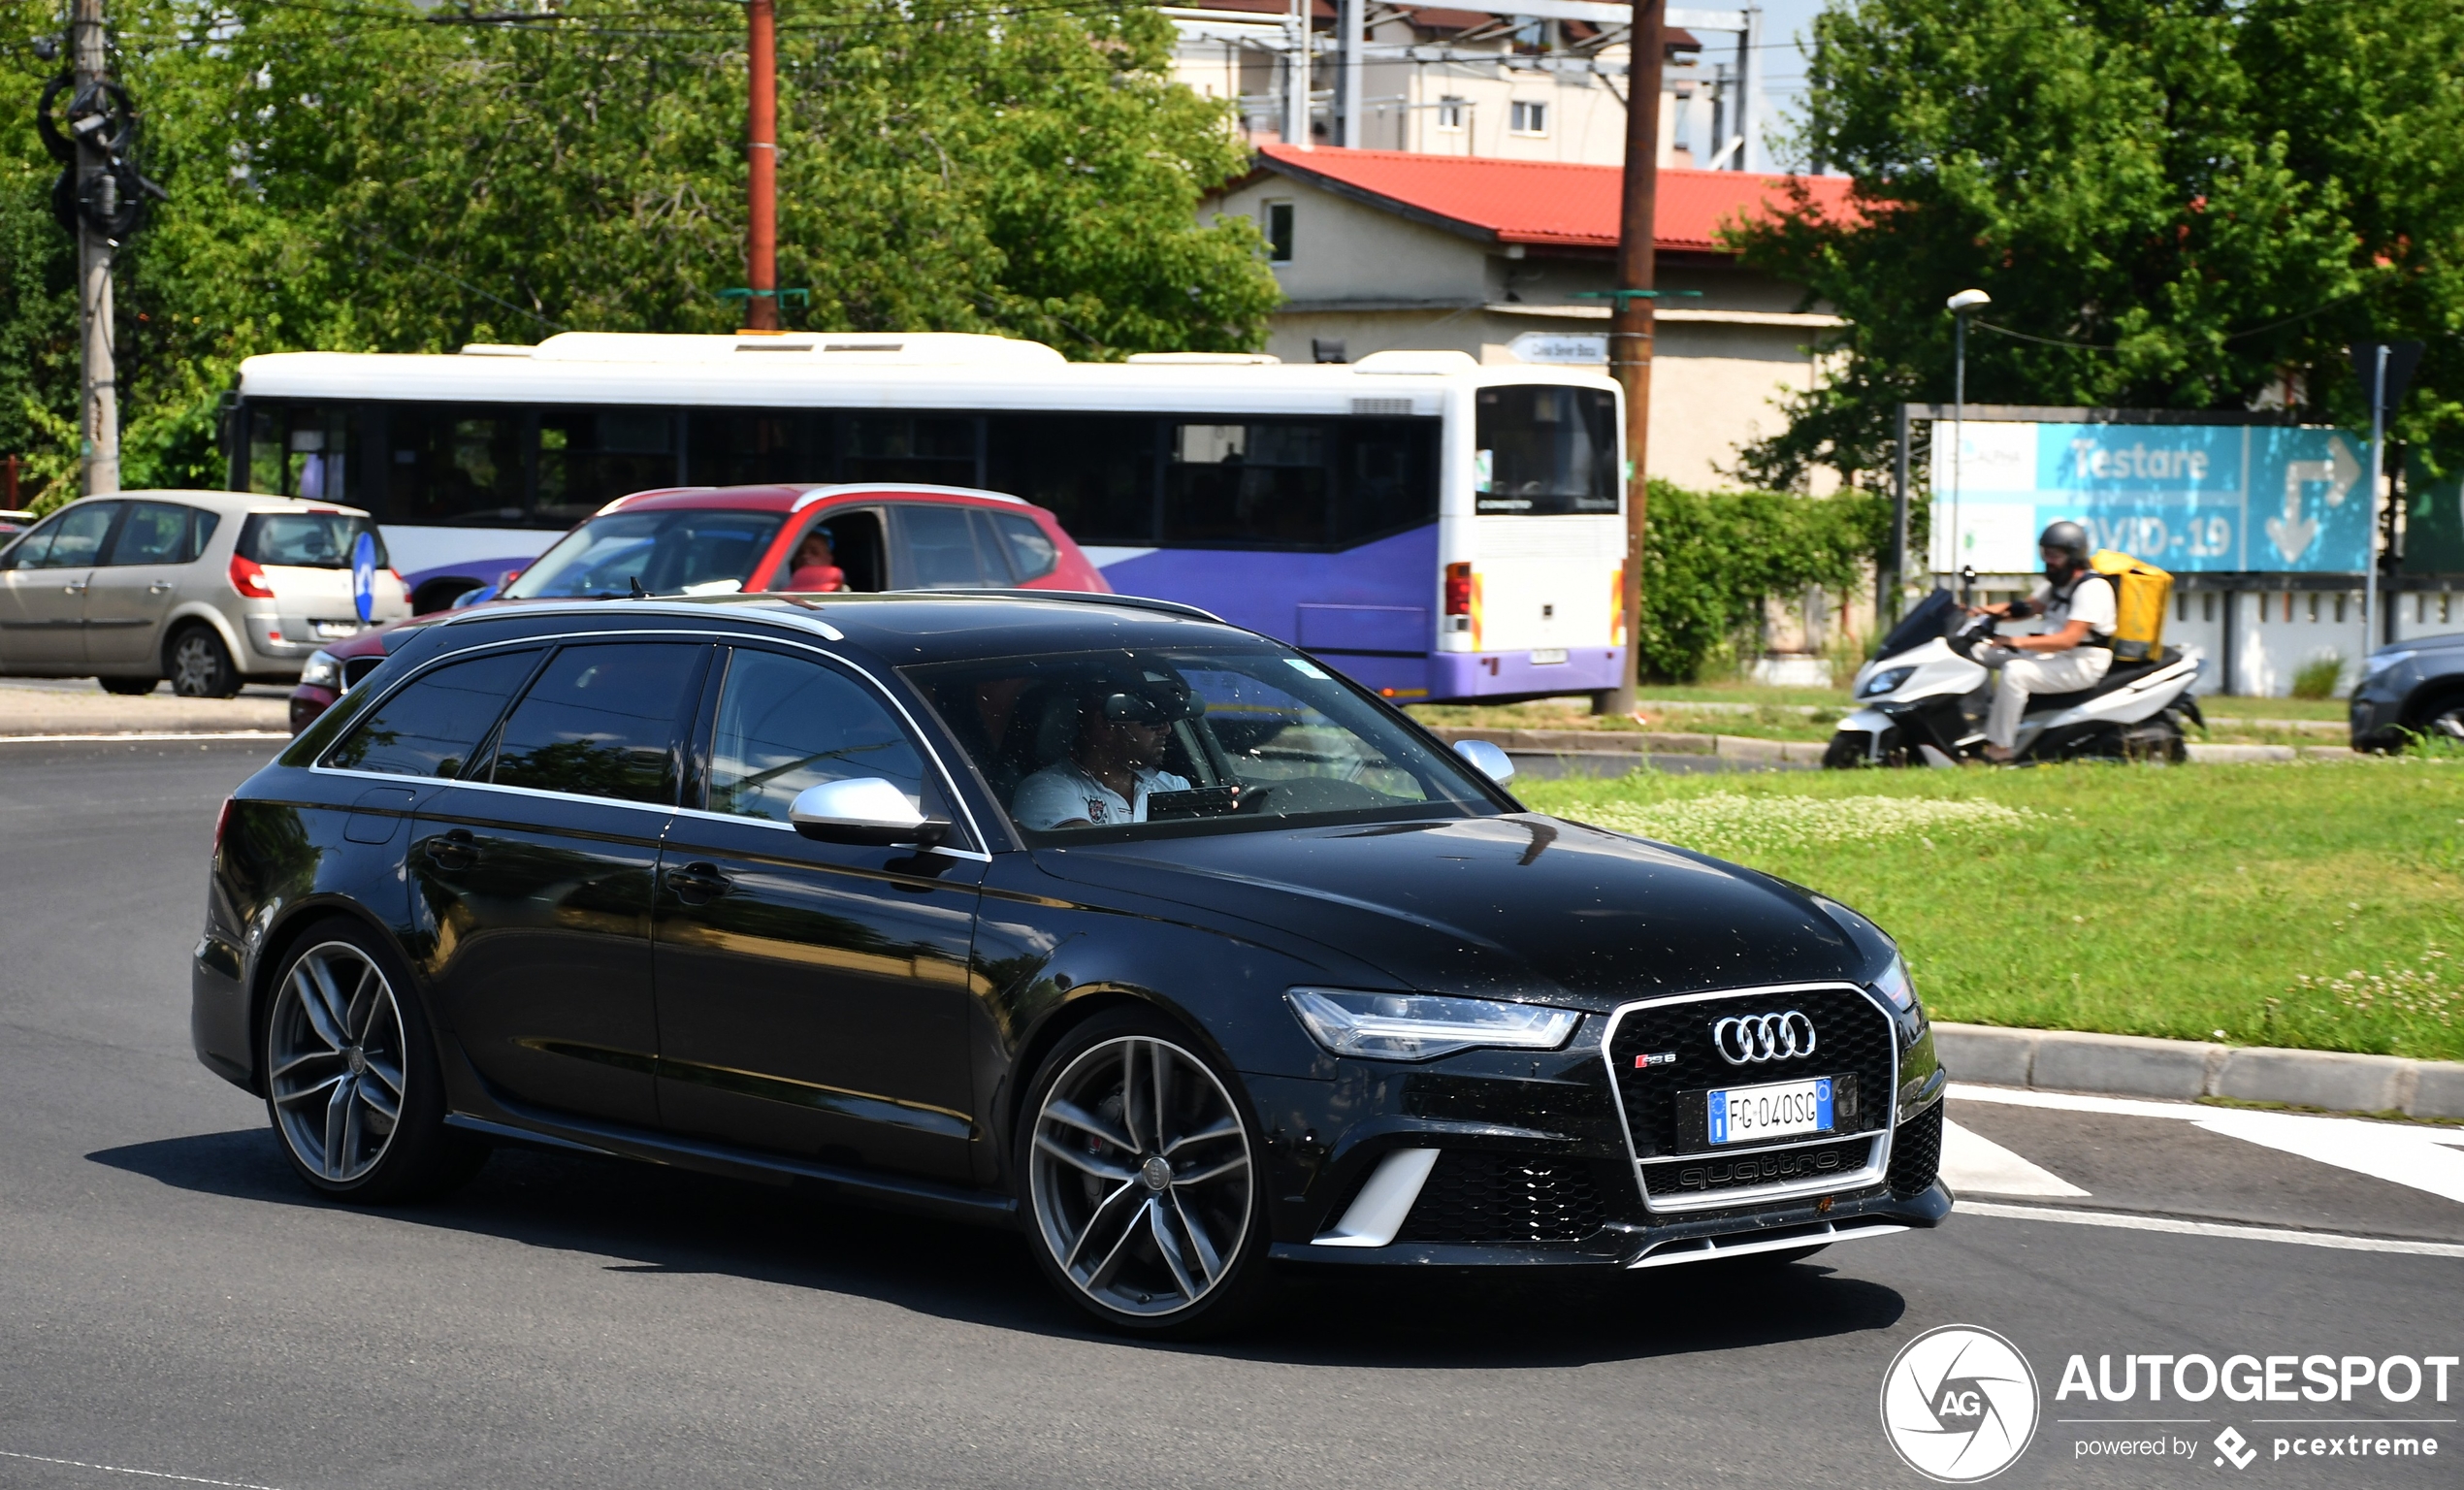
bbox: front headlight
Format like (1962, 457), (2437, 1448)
(1872, 951), (1920, 1012)
(2363, 650), (2415, 679)
(1859, 665), (1916, 698)
(1286, 988), (1579, 1062)
(299, 649), (343, 691)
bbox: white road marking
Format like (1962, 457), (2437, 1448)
(1959, 1202), (2464, 1259)
(0, 1450), (287, 1489)
(1940, 1118), (2091, 1197)
(1950, 1082), (2464, 1206)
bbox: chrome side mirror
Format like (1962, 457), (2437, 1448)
(1451, 737), (1515, 785)
(788, 777), (950, 848)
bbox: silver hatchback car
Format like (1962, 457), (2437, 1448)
(0, 491), (411, 696)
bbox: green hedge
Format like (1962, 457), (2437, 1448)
(1637, 481), (1885, 682)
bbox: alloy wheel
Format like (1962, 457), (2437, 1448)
(1028, 1035), (1254, 1319)
(268, 941), (408, 1184)
(171, 632), (225, 696)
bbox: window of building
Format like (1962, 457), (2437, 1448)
(1264, 201), (1294, 264)
(1510, 100), (1549, 137)
(1435, 96), (1466, 132)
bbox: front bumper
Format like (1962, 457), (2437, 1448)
(1244, 987), (1949, 1271)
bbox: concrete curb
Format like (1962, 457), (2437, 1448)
(1931, 1020), (2464, 1119)
(1426, 725), (2357, 767)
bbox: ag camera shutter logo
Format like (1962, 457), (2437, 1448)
(1880, 1324), (2041, 1481)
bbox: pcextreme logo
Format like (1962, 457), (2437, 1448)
(1880, 1325), (2042, 1482)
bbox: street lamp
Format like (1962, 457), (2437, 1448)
(1946, 288), (1991, 601)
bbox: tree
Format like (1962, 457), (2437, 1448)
(1730, 0), (2464, 492)
(0, 0), (1280, 504)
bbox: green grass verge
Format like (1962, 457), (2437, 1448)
(1514, 760), (2464, 1061)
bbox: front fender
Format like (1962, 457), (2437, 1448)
(1838, 707), (1897, 737)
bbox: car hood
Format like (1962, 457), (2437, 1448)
(1029, 813), (1871, 1013)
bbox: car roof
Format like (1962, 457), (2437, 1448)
(597, 483), (1034, 517)
(428, 591), (1250, 666)
(52, 489), (375, 518)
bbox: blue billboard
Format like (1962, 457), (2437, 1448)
(1928, 421), (2369, 573)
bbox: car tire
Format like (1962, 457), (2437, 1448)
(262, 918), (487, 1205)
(97, 675), (158, 696)
(1017, 1007), (1273, 1338)
(2407, 689), (2464, 747)
(167, 624), (241, 698)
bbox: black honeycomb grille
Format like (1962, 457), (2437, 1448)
(1394, 1151), (1608, 1244)
(1605, 986), (1896, 1160)
(1641, 1136), (1876, 1197)
(1888, 1100), (1944, 1198)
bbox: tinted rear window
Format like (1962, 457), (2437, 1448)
(240, 512), (388, 568)
(326, 649), (541, 778)
(487, 643), (709, 804)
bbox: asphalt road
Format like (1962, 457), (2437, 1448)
(2, 738), (2458, 1490)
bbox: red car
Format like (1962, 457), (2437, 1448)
(288, 482), (1109, 731)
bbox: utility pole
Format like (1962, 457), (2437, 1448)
(1287, 0), (1313, 149)
(1602, 0), (1665, 716)
(744, 0), (780, 330)
(1339, 0), (1363, 147)
(73, 0), (118, 494)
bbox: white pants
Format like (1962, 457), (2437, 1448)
(1986, 648), (2111, 749)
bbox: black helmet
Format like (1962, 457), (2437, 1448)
(2038, 520), (2090, 572)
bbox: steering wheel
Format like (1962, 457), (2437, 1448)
(1238, 776), (1392, 816)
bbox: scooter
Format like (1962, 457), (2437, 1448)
(1825, 590), (2207, 767)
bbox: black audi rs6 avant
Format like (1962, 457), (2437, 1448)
(193, 592), (1950, 1334)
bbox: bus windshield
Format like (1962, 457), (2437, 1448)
(1474, 385), (1620, 516)
(907, 646), (1506, 842)
(503, 509), (786, 599)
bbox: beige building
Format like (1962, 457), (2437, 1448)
(1204, 145), (1852, 492)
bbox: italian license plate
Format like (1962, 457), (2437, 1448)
(1530, 648), (1569, 665)
(312, 620), (362, 639)
(1706, 1076), (1834, 1146)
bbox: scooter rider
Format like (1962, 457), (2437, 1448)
(1969, 522), (2116, 762)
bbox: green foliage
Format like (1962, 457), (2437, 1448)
(1637, 480), (1882, 682)
(1730, 0), (2464, 488)
(2289, 655), (2346, 701)
(0, 0), (1280, 503)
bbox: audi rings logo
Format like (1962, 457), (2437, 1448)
(1711, 1011), (1818, 1065)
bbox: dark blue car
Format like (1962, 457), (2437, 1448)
(2351, 632), (2464, 749)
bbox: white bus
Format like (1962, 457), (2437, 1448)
(226, 332), (1626, 702)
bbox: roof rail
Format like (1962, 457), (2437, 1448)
(926, 589), (1228, 625)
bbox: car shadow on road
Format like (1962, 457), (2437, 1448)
(90, 1129), (1904, 1368)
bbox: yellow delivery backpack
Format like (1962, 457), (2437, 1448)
(2090, 549), (2172, 661)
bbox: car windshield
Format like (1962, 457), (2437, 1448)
(503, 509), (786, 599)
(906, 645), (1508, 842)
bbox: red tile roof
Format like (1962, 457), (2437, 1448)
(1253, 144), (1856, 252)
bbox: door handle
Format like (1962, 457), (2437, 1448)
(425, 828), (476, 870)
(63, 580), (87, 595)
(666, 860), (732, 905)
(147, 581), (174, 594)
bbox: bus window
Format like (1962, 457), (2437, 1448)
(689, 409), (830, 487)
(383, 405), (532, 525)
(245, 405), (358, 502)
(537, 406), (679, 521)
(1334, 420), (1439, 545)
(1164, 421), (1331, 546)
(1474, 386), (1619, 515)
(983, 413), (1154, 545)
(846, 416), (977, 485)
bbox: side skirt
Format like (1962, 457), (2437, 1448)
(444, 1108), (1019, 1229)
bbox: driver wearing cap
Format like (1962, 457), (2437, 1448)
(1012, 677), (1193, 830)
